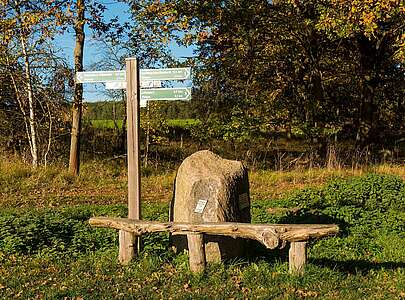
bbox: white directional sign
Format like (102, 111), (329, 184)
(105, 80), (162, 90)
(140, 68), (191, 81)
(140, 88), (191, 101)
(140, 100), (147, 108)
(140, 80), (162, 88)
(77, 67), (191, 83)
(76, 71), (125, 83)
(105, 81), (127, 90)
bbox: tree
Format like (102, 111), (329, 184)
(0, 0), (68, 166)
(67, 0), (115, 175)
(68, 0), (85, 175)
(128, 0), (404, 149)
(314, 0), (405, 143)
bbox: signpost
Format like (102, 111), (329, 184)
(77, 67), (191, 83)
(76, 70), (125, 83)
(105, 81), (126, 90)
(140, 67), (191, 81)
(106, 80), (162, 90)
(77, 61), (192, 265)
(141, 87), (191, 101)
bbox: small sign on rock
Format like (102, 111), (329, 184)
(194, 199), (208, 213)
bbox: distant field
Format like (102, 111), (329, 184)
(167, 119), (201, 127)
(89, 119), (200, 129)
(90, 119), (124, 129)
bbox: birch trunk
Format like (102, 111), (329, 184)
(14, 1), (38, 167)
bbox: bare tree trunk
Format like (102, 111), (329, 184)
(69, 0), (85, 175)
(14, 1), (38, 167)
(44, 101), (53, 167)
(7, 58), (33, 159)
(22, 43), (38, 167)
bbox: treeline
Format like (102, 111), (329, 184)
(84, 100), (196, 120)
(0, 0), (404, 167)
(131, 0), (404, 146)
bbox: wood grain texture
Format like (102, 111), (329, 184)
(119, 230), (138, 265)
(119, 57), (141, 264)
(289, 241), (307, 275)
(125, 57), (141, 221)
(90, 217), (339, 249)
(187, 233), (206, 273)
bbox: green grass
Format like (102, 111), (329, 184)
(167, 118), (201, 128)
(1, 160), (405, 299)
(88, 119), (200, 130)
(89, 119), (124, 129)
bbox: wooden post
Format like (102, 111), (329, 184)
(187, 233), (206, 273)
(289, 241), (307, 275)
(119, 57), (141, 264)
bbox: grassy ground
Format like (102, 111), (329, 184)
(89, 119), (199, 130)
(1, 158), (404, 208)
(0, 159), (404, 299)
(90, 119), (124, 129)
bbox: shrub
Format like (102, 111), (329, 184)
(0, 210), (117, 255)
(0, 203), (169, 256)
(283, 174), (405, 211)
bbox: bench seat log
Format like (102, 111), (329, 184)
(89, 217), (338, 249)
(89, 217), (338, 274)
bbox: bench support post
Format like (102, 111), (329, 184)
(119, 230), (138, 265)
(289, 241), (306, 275)
(187, 233), (206, 273)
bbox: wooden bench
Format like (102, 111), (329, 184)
(89, 217), (339, 275)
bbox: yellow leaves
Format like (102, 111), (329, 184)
(197, 31), (209, 42)
(179, 17), (190, 30)
(183, 33), (193, 45)
(160, 25), (169, 32)
(165, 15), (177, 24)
(360, 11), (378, 36)
(316, 0), (403, 39)
(393, 33), (405, 62)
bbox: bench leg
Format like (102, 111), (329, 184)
(187, 233), (206, 273)
(289, 241), (307, 275)
(119, 230), (139, 264)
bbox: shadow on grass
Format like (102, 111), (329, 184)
(276, 210), (351, 236)
(310, 258), (405, 275)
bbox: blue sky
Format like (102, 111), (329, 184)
(54, 1), (194, 101)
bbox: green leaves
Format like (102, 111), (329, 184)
(285, 174), (405, 211)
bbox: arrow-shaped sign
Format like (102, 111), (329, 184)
(140, 87), (191, 101)
(140, 68), (191, 81)
(76, 71), (125, 83)
(77, 67), (191, 83)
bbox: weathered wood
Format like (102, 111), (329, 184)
(187, 233), (206, 273)
(89, 217), (339, 248)
(126, 57), (141, 222)
(289, 241), (307, 275)
(119, 230), (138, 265)
(119, 57), (141, 264)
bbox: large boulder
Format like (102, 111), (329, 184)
(170, 150), (251, 262)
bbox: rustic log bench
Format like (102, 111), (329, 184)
(89, 217), (339, 275)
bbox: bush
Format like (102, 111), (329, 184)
(254, 174), (405, 260)
(0, 203), (169, 256)
(283, 174), (405, 211)
(0, 210), (117, 255)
